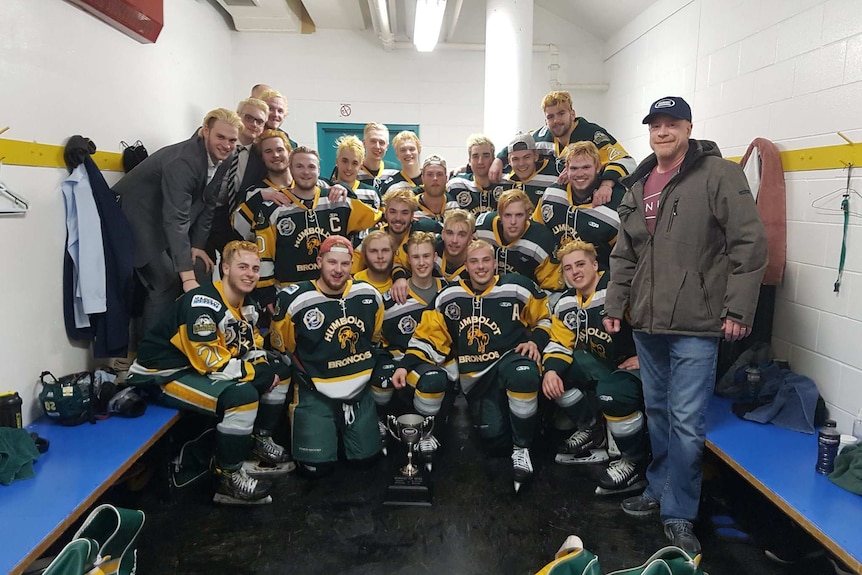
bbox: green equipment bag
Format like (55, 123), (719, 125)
(42, 504), (145, 575)
(535, 536), (602, 575)
(606, 546), (705, 575)
(38, 371), (95, 426)
(171, 426), (216, 488)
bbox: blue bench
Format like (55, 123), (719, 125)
(0, 404), (179, 575)
(706, 396), (862, 574)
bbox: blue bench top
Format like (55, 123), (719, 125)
(706, 396), (862, 574)
(0, 404), (179, 575)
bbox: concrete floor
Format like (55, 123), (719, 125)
(127, 397), (839, 575)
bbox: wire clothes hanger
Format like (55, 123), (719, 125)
(0, 161), (30, 214)
(811, 164), (862, 218)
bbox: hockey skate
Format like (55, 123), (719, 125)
(593, 458), (648, 496)
(242, 434), (296, 479)
(512, 446), (533, 493)
(379, 420), (389, 456)
(555, 421), (609, 465)
(417, 433), (441, 471)
(213, 465), (272, 505)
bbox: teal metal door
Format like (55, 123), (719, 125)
(316, 122), (420, 180)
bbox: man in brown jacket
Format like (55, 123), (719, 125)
(603, 96), (767, 556)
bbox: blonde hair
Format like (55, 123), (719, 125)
(237, 97), (269, 116)
(255, 129), (291, 150)
(557, 239), (598, 262)
(199, 108), (243, 137)
(382, 188), (419, 210)
(406, 231), (437, 253)
(222, 240), (260, 266)
(541, 90), (573, 112)
(467, 134), (495, 156)
(289, 145), (320, 164)
(335, 135), (365, 165)
(364, 123), (389, 139)
(443, 209), (476, 233)
(562, 141), (600, 167)
(259, 89), (288, 117)
(362, 229), (394, 250)
(392, 130), (422, 153)
(466, 239), (495, 257)
(496, 188), (534, 214)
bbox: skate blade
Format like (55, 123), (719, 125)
(594, 479), (648, 496)
(212, 493), (273, 505)
(514, 480), (522, 493)
(242, 460), (296, 479)
(425, 462), (433, 472)
(555, 448), (609, 465)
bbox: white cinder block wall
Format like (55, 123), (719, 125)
(604, 0), (862, 431)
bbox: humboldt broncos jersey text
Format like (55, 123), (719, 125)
(381, 278), (447, 353)
(131, 281), (267, 382)
(533, 182), (624, 270)
(475, 212), (563, 291)
(400, 274), (551, 393)
(497, 117), (636, 182)
(255, 186), (380, 287)
(543, 272), (636, 375)
(270, 280), (384, 400)
(446, 173), (515, 216)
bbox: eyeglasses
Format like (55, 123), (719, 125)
(243, 114), (265, 127)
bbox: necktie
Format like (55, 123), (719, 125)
(226, 145), (246, 210)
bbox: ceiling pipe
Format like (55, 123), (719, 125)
(368, 0), (395, 51)
(445, 0), (463, 42)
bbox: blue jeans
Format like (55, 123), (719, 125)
(633, 332), (718, 523)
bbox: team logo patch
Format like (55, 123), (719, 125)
(191, 294), (222, 312)
(457, 191), (472, 207)
(555, 157), (566, 175)
(493, 186), (505, 201)
(593, 131), (611, 145)
(192, 314), (217, 337)
(337, 325), (360, 354)
(277, 217), (296, 236)
(398, 316), (417, 335)
(282, 283), (300, 295)
(563, 311), (579, 331)
(588, 220), (600, 228)
(444, 302), (461, 321)
(303, 308), (325, 330)
(541, 203), (554, 223)
(606, 146), (625, 161)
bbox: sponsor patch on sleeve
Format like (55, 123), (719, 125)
(191, 294), (222, 312)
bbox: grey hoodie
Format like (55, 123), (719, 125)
(605, 139), (767, 337)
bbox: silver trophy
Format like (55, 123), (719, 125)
(383, 413), (435, 506)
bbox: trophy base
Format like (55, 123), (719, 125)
(384, 473), (433, 507)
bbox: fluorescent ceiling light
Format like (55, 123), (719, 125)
(414, 0), (447, 52)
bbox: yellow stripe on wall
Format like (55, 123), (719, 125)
(0, 137), (124, 172)
(729, 141), (862, 172)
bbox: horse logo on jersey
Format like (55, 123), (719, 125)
(306, 235), (322, 256)
(593, 131), (611, 146)
(337, 326), (360, 354)
(457, 191), (472, 207)
(466, 325), (490, 353)
(398, 316), (417, 335)
(541, 203), (554, 223)
(303, 308), (324, 330)
(444, 302), (461, 321)
(277, 217), (296, 237)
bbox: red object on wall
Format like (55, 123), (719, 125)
(65, 0), (164, 44)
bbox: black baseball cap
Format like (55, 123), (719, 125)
(642, 96), (692, 124)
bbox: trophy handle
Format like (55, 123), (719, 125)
(422, 415), (436, 438)
(386, 414), (400, 441)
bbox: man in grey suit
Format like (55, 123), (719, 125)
(115, 108), (243, 333)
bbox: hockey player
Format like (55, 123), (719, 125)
(127, 240), (293, 505)
(434, 209), (475, 282)
(399, 240), (552, 491)
(269, 235), (392, 477)
(329, 134), (381, 211)
(542, 240), (648, 495)
(447, 134), (514, 216)
(503, 133), (561, 208)
(533, 141), (625, 270)
(378, 131), (423, 195)
(354, 230), (395, 294)
(414, 155), (454, 229)
(389, 232), (451, 467)
(490, 90), (635, 189)
(475, 189), (563, 292)
(254, 146), (381, 307)
(358, 122), (399, 192)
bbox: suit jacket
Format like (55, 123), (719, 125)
(114, 136), (227, 272)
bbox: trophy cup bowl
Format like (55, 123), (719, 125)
(383, 414), (435, 506)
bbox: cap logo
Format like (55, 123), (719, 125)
(655, 99), (676, 109)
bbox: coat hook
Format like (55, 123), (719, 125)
(0, 126), (9, 137)
(837, 131), (855, 146)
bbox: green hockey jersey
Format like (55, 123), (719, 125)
(381, 278), (447, 353)
(504, 157), (559, 208)
(270, 279), (384, 400)
(446, 173), (515, 216)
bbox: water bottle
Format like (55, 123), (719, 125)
(816, 424), (841, 474)
(744, 363), (762, 400)
(0, 391), (23, 428)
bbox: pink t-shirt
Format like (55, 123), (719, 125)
(643, 168), (676, 235)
